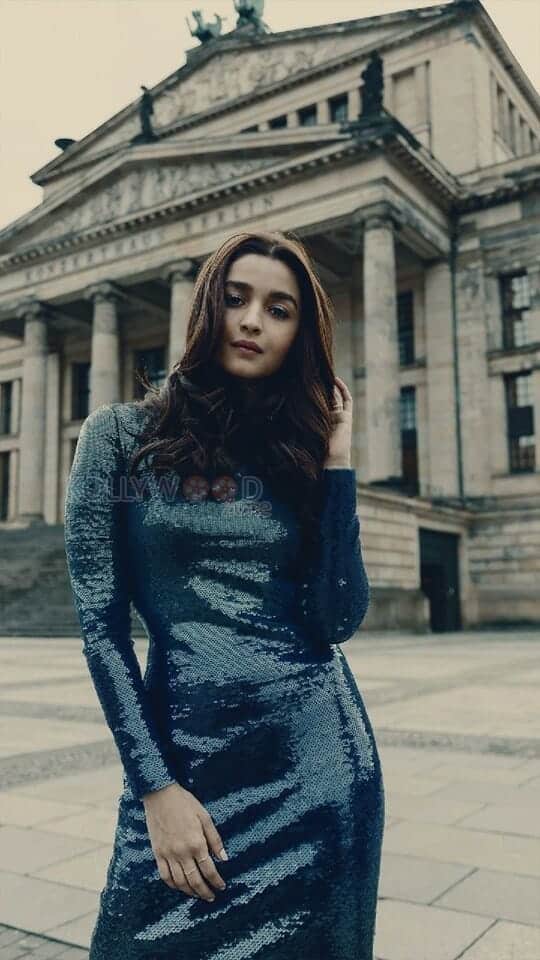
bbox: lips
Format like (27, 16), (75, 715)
(231, 341), (263, 354)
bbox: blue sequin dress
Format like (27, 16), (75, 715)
(64, 401), (385, 960)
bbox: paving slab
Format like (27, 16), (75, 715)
(373, 899), (493, 960)
(434, 868), (540, 927)
(378, 852), (474, 903)
(0, 827), (101, 875)
(0, 872), (98, 933)
(383, 820), (540, 877)
(459, 919), (540, 959)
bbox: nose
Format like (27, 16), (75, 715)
(240, 302), (263, 332)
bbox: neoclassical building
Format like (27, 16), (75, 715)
(0, 0), (539, 631)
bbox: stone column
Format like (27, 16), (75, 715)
(85, 282), (123, 412)
(361, 209), (402, 483)
(424, 260), (459, 498)
(16, 300), (49, 523)
(166, 259), (198, 371)
(455, 261), (491, 495)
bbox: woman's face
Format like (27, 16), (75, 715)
(216, 253), (301, 380)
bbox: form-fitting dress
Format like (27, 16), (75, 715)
(63, 400), (385, 960)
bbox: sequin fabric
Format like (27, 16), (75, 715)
(63, 401), (385, 960)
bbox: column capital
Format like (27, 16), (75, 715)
(164, 259), (199, 285)
(15, 298), (52, 322)
(84, 281), (124, 304)
(350, 201), (403, 235)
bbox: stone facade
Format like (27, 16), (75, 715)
(0, 0), (538, 631)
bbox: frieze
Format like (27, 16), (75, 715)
(15, 156), (288, 248)
(2, 192), (275, 291)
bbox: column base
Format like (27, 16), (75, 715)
(16, 514), (47, 527)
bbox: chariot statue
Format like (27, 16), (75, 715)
(186, 9), (225, 43)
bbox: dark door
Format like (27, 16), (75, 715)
(419, 528), (461, 632)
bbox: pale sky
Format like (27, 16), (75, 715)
(1, 0), (539, 230)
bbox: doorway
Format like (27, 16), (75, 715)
(419, 528), (462, 632)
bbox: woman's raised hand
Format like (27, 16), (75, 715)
(143, 782), (228, 902)
(324, 376), (353, 469)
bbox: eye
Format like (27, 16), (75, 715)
(225, 292), (242, 306)
(270, 305), (290, 319)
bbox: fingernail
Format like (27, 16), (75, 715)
(219, 848), (228, 861)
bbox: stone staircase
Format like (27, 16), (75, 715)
(0, 523), (145, 637)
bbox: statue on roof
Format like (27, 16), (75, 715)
(234, 0), (269, 33)
(360, 50), (384, 116)
(186, 9), (225, 43)
(132, 85), (158, 144)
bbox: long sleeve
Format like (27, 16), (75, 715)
(295, 467), (370, 645)
(63, 403), (178, 802)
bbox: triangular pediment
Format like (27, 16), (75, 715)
(0, 137), (344, 254)
(31, 3), (456, 189)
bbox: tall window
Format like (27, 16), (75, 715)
(0, 451), (9, 520)
(268, 115), (287, 129)
(398, 291), (415, 365)
(499, 271), (530, 349)
(505, 371), (535, 472)
(400, 386), (418, 489)
(0, 381), (13, 435)
(298, 104), (317, 126)
(71, 362), (90, 421)
(133, 346), (167, 399)
(329, 94), (348, 123)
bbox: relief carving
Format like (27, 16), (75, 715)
(155, 39), (339, 126)
(15, 155), (287, 248)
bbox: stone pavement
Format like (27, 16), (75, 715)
(0, 629), (539, 960)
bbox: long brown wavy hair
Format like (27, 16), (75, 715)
(128, 229), (339, 556)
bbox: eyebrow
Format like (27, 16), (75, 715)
(225, 279), (298, 311)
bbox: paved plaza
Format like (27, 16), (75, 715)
(0, 628), (539, 959)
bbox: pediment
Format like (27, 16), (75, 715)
(1, 144), (323, 253)
(32, 5), (455, 186)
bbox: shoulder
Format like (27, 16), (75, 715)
(78, 401), (153, 451)
(108, 401), (157, 459)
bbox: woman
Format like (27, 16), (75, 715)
(64, 229), (385, 960)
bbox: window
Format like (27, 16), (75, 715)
(71, 362), (90, 421)
(400, 386), (418, 489)
(268, 115), (287, 129)
(499, 271), (531, 349)
(398, 291), (415, 365)
(298, 104), (317, 126)
(505, 371), (535, 472)
(0, 451), (9, 520)
(496, 85), (507, 142)
(392, 67), (417, 128)
(0, 381), (13, 435)
(133, 346), (167, 399)
(240, 125), (258, 133)
(329, 94), (348, 123)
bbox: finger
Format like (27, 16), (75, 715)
(196, 851), (227, 892)
(332, 385), (344, 408)
(156, 855), (178, 891)
(168, 858), (195, 897)
(199, 809), (228, 865)
(335, 378), (352, 409)
(182, 858), (216, 902)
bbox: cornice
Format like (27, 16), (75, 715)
(0, 133), (460, 274)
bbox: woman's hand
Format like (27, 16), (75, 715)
(143, 782), (228, 902)
(324, 376), (353, 469)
